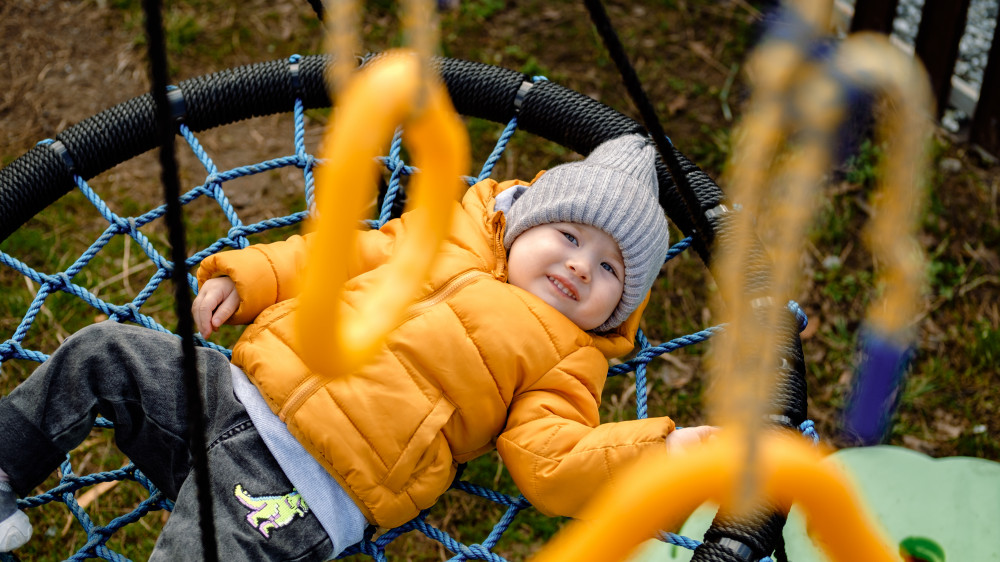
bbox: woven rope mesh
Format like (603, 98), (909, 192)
(0, 81), (728, 562)
(0, 59), (817, 560)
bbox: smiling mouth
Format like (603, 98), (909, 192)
(547, 276), (578, 301)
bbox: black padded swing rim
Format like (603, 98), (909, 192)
(0, 49), (807, 425)
(0, 53), (809, 561)
(0, 54), (707, 262)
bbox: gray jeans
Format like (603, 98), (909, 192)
(0, 322), (333, 561)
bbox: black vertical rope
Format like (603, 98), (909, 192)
(581, 0), (699, 225)
(305, 0), (324, 21)
(140, 1), (218, 560)
(581, 3), (802, 562)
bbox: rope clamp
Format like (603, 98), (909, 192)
(166, 87), (187, 123)
(513, 80), (534, 114)
(767, 413), (795, 428)
(48, 140), (77, 175)
(288, 56), (304, 98)
(713, 537), (756, 561)
(704, 203), (731, 219)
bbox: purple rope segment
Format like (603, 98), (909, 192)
(842, 327), (913, 445)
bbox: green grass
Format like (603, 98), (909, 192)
(842, 137), (884, 189)
(0, 120), (319, 560)
(458, 0), (506, 21)
(501, 45), (549, 78)
(10, 433), (167, 561)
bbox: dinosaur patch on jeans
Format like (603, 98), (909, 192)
(234, 484), (311, 539)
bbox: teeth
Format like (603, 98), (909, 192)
(549, 276), (576, 300)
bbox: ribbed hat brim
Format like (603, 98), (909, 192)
(502, 134), (670, 331)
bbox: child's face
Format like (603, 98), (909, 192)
(507, 222), (625, 331)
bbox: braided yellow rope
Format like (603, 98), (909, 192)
(533, 0), (933, 559)
(299, 50), (468, 380)
(709, 13), (933, 484)
(324, 0), (360, 96)
(325, 0), (440, 103)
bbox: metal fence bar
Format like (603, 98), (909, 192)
(849, 0), (999, 158)
(849, 0), (899, 34)
(913, 0), (973, 119)
(971, 10), (1000, 156)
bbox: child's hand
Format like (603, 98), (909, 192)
(665, 425), (719, 456)
(192, 276), (240, 339)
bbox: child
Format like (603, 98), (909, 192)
(0, 134), (715, 559)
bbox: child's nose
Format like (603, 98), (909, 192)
(567, 258), (591, 282)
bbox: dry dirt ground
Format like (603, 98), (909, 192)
(1, 0), (753, 173)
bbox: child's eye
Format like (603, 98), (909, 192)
(601, 262), (618, 277)
(561, 232), (578, 245)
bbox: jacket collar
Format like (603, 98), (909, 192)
(479, 175), (645, 361)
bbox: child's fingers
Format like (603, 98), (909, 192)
(665, 425), (719, 455)
(192, 277), (235, 338)
(212, 289), (241, 329)
(191, 291), (213, 338)
(690, 425), (720, 441)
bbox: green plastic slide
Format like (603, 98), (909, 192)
(627, 445), (1000, 561)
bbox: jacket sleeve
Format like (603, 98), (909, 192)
(495, 346), (676, 518)
(195, 225), (398, 324)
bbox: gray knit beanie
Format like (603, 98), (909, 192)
(502, 133), (670, 332)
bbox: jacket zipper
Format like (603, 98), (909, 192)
(279, 268), (489, 421)
(399, 269), (488, 324)
(491, 212), (508, 280)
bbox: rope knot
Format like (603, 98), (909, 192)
(458, 543), (502, 561)
(302, 154), (317, 171)
(52, 272), (73, 290)
(112, 303), (142, 324)
(114, 217), (140, 237)
(227, 225), (248, 241)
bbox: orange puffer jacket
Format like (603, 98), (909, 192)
(196, 176), (676, 528)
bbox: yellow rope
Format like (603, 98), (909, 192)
(324, 0), (360, 96)
(303, 0), (465, 379)
(533, 0), (934, 559)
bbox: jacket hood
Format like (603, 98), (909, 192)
(474, 175), (645, 361)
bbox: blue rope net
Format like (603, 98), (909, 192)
(0, 59), (814, 561)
